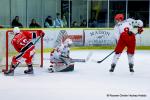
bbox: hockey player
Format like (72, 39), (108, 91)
(109, 14), (144, 72)
(48, 38), (74, 72)
(4, 27), (45, 75)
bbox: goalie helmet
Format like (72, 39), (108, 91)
(13, 27), (20, 34)
(114, 14), (124, 21)
(64, 38), (73, 47)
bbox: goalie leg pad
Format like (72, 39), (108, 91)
(50, 63), (74, 72)
(59, 64), (74, 72)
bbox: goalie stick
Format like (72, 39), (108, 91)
(70, 59), (86, 63)
(70, 51), (93, 63)
(44, 52), (93, 63)
(44, 58), (86, 63)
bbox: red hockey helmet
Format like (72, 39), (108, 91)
(114, 14), (124, 21)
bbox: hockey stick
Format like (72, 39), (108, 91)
(93, 32), (140, 64)
(96, 50), (115, 63)
(33, 36), (42, 45)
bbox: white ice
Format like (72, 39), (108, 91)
(0, 50), (150, 100)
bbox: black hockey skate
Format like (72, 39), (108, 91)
(24, 64), (34, 74)
(129, 63), (134, 72)
(4, 69), (14, 76)
(109, 63), (116, 72)
(4, 63), (18, 76)
(24, 68), (34, 74)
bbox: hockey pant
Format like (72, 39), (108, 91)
(112, 32), (135, 65)
(12, 45), (35, 68)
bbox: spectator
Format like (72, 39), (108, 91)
(80, 19), (87, 27)
(71, 21), (78, 27)
(29, 18), (41, 28)
(53, 13), (63, 28)
(0, 24), (3, 28)
(88, 18), (98, 27)
(62, 14), (67, 27)
(44, 16), (53, 28)
(11, 16), (23, 28)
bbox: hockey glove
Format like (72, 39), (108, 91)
(128, 31), (133, 35)
(137, 27), (143, 34)
(39, 30), (45, 37)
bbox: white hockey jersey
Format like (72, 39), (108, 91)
(50, 43), (70, 60)
(114, 18), (143, 41)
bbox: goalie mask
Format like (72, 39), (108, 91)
(13, 27), (20, 34)
(64, 38), (73, 47)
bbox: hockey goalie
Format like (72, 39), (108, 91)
(48, 38), (75, 72)
(4, 27), (45, 76)
(48, 38), (92, 73)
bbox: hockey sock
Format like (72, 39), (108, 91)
(112, 53), (121, 64)
(127, 54), (134, 65)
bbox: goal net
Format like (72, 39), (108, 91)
(0, 29), (43, 72)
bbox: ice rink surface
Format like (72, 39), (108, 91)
(0, 50), (150, 100)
